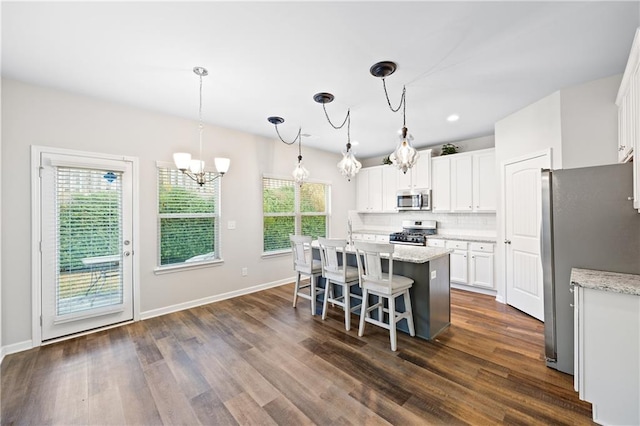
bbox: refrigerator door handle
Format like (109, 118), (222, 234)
(541, 169), (557, 364)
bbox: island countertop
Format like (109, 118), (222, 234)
(570, 268), (640, 296)
(312, 241), (451, 264)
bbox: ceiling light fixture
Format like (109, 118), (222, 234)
(447, 114), (460, 122)
(267, 116), (309, 185)
(370, 61), (418, 174)
(312, 92), (362, 181)
(173, 67), (230, 186)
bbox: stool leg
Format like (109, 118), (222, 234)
(344, 283), (351, 331)
(322, 280), (331, 320)
(293, 272), (301, 308)
(358, 289), (368, 337)
(310, 275), (316, 315)
(389, 295), (397, 351)
(404, 289), (415, 337)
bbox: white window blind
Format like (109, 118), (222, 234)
(55, 167), (123, 316)
(262, 177), (329, 253)
(157, 167), (220, 266)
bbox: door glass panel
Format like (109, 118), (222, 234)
(55, 167), (123, 317)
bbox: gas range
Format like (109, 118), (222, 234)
(389, 220), (437, 246)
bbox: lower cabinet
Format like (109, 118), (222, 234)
(429, 239), (495, 291)
(575, 285), (640, 425)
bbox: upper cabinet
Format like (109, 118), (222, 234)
(356, 165), (397, 213)
(397, 149), (432, 191)
(616, 28), (640, 212)
(432, 149), (497, 213)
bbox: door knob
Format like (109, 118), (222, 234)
(504, 240), (512, 244)
(124, 251), (131, 257)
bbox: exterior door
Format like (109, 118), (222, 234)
(40, 152), (134, 341)
(504, 153), (549, 321)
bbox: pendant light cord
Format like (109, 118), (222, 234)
(382, 79), (407, 127)
(274, 125), (301, 146)
(322, 104), (352, 149)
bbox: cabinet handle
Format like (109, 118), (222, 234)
(628, 196), (634, 201)
(504, 240), (512, 244)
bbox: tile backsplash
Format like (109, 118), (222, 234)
(348, 210), (496, 238)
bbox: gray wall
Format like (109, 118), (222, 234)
(1, 78), (356, 349)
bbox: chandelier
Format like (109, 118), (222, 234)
(313, 92), (362, 181)
(370, 61), (419, 174)
(267, 116), (309, 185)
(173, 67), (230, 186)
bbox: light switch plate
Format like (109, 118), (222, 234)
(228, 220), (236, 230)
(431, 270), (437, 280)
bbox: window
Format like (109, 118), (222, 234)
(263, 176), (329, 253)
(157, 164), (220, 268)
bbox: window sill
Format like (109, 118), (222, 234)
(154, 258), (224, 275)
(261, 249), (292, 259)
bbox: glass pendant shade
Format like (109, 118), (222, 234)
(189, 159), (205, 174)
(173, 152), (192, 171)
(390, 127), (419, 174)
(292, 161), (309, 185)
(337, 149), (362, 181)
(214, 157), (231, 174)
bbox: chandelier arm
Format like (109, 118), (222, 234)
(321, 103), (350, 130)
(274, 125), (301, 145)
(381, 78), (406, 113)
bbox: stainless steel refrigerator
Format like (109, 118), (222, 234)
(541, 162), (640, 375)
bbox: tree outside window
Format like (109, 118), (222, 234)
(263, 177), (329, 253)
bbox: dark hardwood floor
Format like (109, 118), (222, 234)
(1, 286), (593, 425)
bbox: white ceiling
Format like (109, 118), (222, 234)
(2, 1), (639, 159)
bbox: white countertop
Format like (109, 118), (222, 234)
(312, 240), (451, 264)
(352, 229), (496, 244)
(571, 268), (640, 296)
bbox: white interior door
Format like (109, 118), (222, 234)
(40, 152), (134, 341)
(504, 153), (549, 321)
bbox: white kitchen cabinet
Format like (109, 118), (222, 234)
(356, 166), (383, 212)
(431, 157), (451, 212)
(616, 28), (640, 212)
(447, 240), (469, 285)
(472, 151), (497, 212)
(382, 165), (398, 212)
(451, 155), (473, 212)
(431, 149), (496, 213)
(469, 243), (494, 289)
(574, 283), (640, 425)
(397, 149), (432, 191)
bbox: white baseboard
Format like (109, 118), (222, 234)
(451, 283), (498, 297)
(140, 277), (294, 320)
(1, 339), (34, 364)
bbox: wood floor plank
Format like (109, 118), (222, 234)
(1, 286), (594, 425)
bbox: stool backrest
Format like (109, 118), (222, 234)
(317, 237), (348, 280)
(290, 234), (313, 274)
(353, 241), (395, 289)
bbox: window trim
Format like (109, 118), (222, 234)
(261, 173), (330, 256)
(155, 161), (223, 272)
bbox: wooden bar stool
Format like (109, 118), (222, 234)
(317, 237), (362, 331)
(289, 234), (323, 315)
(353, 241), (415, 351)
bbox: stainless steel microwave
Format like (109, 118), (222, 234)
(396, 190), (431, 211)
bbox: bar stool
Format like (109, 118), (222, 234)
(289, 234), (323, 315)
(317, 237), (362, 331)
(353, 241), (415, 351)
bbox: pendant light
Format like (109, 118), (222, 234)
(313, 92), (362, 181)
(173, 66), (230, 186)
(370, 61), (419, 174)
(267, 116), (309, 185)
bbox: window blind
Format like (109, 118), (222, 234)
(55, 167), (123, 315)
(157, 167), (220, 266)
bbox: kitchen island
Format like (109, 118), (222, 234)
(312, 242), (451, 340)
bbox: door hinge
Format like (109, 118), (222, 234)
(40, 316), (42, 326)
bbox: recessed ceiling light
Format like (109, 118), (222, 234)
(447, 114), (460, 122)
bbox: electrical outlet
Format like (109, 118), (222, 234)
(241, 267), (248, 276)
(228, 220), (236, 230)
(431, 270), (437, 280)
